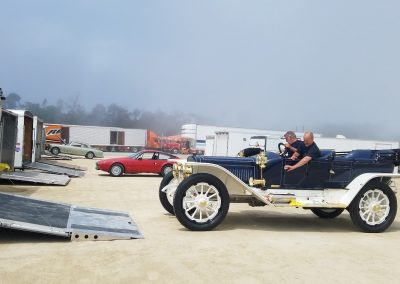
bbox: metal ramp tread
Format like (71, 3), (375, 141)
(0, 171), (70, 185)
(42, 153), (73, 160)
(24, 162), (85, 177)
(38, 159), (87, 171)
(0, 192), (142, 241)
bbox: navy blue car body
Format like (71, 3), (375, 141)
(188, 149), (400, 190)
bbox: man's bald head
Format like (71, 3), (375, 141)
(303, 131), (314, 147)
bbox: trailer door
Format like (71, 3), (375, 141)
(23, 116), (33, 164)
(215, 132), (229, 156)
(117, 131), (125, 145)
(0, 112), (17, 168)
(35, 120), (44, 161)
(61, 127), (69, 143)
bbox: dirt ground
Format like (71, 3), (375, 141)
(1, 155), (400, 284)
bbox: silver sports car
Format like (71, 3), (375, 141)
(48, 141), (104, 159)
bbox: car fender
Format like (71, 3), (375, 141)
(340, 172), (400, 206)
(186, 162), (268, 204)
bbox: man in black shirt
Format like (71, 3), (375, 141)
(284, 131), (321, 172)
(282, 131), (303, 158)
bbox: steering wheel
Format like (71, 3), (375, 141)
(278, 143), (288, 156)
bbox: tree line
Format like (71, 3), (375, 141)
(3, 93), (208, 136)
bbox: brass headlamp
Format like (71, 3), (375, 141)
(172, 162), (192, 179)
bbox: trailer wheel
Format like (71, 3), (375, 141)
(85, 152), (95, 159)
(51, 147), (60, 155)
(109, 163), (124, 177)
(173, 173), (230, 231)
(311, 208), (344, 219)
(172, 148), (179, 154)
(159, 172), (176, 215)
(349, 181), (397, 233)
(161, 165), (173, 177)
(132, 147), (139, 153)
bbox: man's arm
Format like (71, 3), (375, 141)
(290, 151), (300, 160)
(285, 143), (298, 153)
(284, 156), (312, 172)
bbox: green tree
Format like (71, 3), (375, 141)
(4, 93), (21, 109)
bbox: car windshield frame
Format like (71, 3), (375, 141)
(129, 152), (142, 159)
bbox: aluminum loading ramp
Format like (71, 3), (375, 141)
(0, 171), (70, 185)
(24, 162), (85, 177)
(0, 192), (143, 241)
(38, 159), (87, 171)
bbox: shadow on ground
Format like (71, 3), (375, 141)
(0, 228), (70, 244)
(0, 186), (39, 196)
(97, 174), (162, 178)
(179, 210), (400, 233)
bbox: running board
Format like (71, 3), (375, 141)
(0, 192), (142, 241)
(0, 171), (70, 185)
(24, 162), (84, 177)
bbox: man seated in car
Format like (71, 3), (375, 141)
(284, 131), (321, 172)
(282, 131), (303, 158)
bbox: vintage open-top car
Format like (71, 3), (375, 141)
(159, 147), (400, 233)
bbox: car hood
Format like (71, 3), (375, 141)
(187, 151), (282, 167)
(98, 157), (133, 164)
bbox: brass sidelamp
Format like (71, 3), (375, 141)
(249, 151), (267, 187)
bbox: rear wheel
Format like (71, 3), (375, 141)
(161, 165), (173, 177)
(311, 208), (344, 219)
(85, 152), (95, 159)
(109, 163), (124, 177)
(51, 147), (60, 155)
(159, 172), (176, 215)
(349, 181), (397, 233)
(173, 173), (230, 231)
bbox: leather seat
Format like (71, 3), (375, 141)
(336, 150), (373, 161)
(316, 150), (335, 161)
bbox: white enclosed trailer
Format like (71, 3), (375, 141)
(210, 131), (282, 156)
(68, 125), (111, 145)
(209, 130), (400, 157)
(0, 107), (71, 184)
(123, 128), (147, 151)
(182, 124), (316, 154)
(58, 125), (147, 151)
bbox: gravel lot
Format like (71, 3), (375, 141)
(1, 155), (400, 284)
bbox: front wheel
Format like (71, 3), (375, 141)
(173, 173), (230, 231)
(311, 208), (344, 219)
(348, 181), (397, 233)
(109, 163), (124, 177)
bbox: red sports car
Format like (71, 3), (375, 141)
(96, 150), (179, 177)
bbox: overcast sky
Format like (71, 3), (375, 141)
(1, 0), (399, 140)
